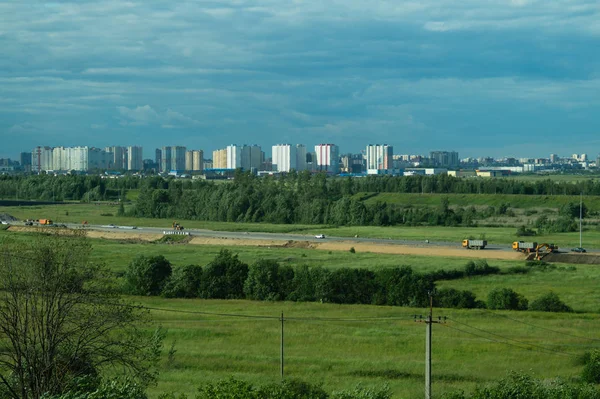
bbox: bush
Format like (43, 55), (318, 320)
(331, 384), (391, 399)
(435, 288), (480, 309)
(125, 255), (172, 296)
(443, 371), (600, 399)
(529, 292), (572, 313)
(161, 264), (203, 298)
(464, 260), (500, 277)
(582, 350), (600, 384)
(487, 288), (528, 310)
(516, 225), (536, 237)
(349, 247), (356, 253)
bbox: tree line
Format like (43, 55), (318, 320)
(124, 250), (572, 312)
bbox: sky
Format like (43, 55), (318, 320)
(1, 0), (599, 160)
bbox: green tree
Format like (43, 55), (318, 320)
(0, 232), (161, 399)
(582, 350), (600, 384)
(244, 259), (291, 301)
(125, 255), (173, 296)
(161, 264), (203, 298)
(198, 250), (249, 299)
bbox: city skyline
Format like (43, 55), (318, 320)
(1, 1), (599, 159)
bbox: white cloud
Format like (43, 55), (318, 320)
(117, 105), (201, 128)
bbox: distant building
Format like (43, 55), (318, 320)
(366, 144), (393, 174)
(162, 146), (185, 172)
(272, 144), (297, 172)
(161, 147), (172, 172)
(20, 152), (32, 171)
(315, 144), (340, 174)
(155, 149), (162, 170)
(429, 151), (459, 168)
(32, 146), (53, 173)
(212, 149), (227, 169)
(127, 146), (143, 171)
(225, 144), (262, 171)
(104, 146), (126, 170)
(186, 150), (204, 172)
(550, 154), (559, 163)
(341, 154), (364, 174)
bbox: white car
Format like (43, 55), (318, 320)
(0, 221), (9, 225)
(315, 234), (325, 239)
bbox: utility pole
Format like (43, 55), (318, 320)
(415, 291), (445, 399)
(280, 312), (284, 379)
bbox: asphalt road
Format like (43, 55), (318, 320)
(11, 221), (595, 253)
(56, 222), (516, 252)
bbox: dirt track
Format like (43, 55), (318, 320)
(1, 226), (537, 261)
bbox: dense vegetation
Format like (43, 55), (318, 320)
(0, 173), (597, 228)
(125, 250), (572, 312)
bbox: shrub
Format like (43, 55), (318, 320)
(331, 384), (391, 399)
(487, 288), (528, 310)
(435, 288), (480, 309)
(349, 247), (356, 253)
(161, 264), (203, 298)
(464, 260), (500, 277)
(582, 350), (600, 384)
(529, 292), (572, 313)
(516, 225), (536, 237)
(125, 255), (172, 296)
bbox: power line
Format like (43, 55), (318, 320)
(479, 309), (600, 343)
(445, 317), (576, 357)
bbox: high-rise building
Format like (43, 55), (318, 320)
(155, 149), (162, 170)
(241, 145), (263, 171)
(295, 144), (307, 171)
(429, 151), (459, 168)
(127, 146), (143, 170)
(185, 150), (204, 172)
(226, 145), (242, 169)
(20, 152), (32, 171)
(366, 144), (393, 174)
(550, 154), (558, 163)
(315, 144), (340, 174)
(272, 144), (296, 172)
(105, 146), (126, 170)
(212, 149), (227, 169)
(170, 146), (186, 171)
(161, 146), (172, 172)
(32, 146), (53, 172)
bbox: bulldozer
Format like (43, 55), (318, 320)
(172, 221), (184, 231)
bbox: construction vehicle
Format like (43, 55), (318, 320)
(512, 241), (538, 253)
(532, 243), (559, 260)
(172, 221), (184, 231)
(39, 219), (53, 225)
(462, 239), (487, 249)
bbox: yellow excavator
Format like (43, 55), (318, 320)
(172, 221), (184, 231)
(533, 243), (559, 260)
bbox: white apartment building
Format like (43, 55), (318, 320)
(226, 145), (242, 169)
(272, 144), (296, 172)
(366, 144), (393, 174)
(315, 144), (340, 174)
(127, 146), (143, 171)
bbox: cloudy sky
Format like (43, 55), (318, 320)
(1, 0), (599, 159)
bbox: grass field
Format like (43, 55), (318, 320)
(2, 228), (600, 398)
(139, 297), (600, 399)
(1, 203), (599, 249)
(354, 192), (600, 211)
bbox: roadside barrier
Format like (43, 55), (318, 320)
(162, 231), (190, 236)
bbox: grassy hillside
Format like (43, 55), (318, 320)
(354, 192), (600, 211)
(141, 298), (600, 399)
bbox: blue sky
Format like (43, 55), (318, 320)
(1, 0), (599, 159)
